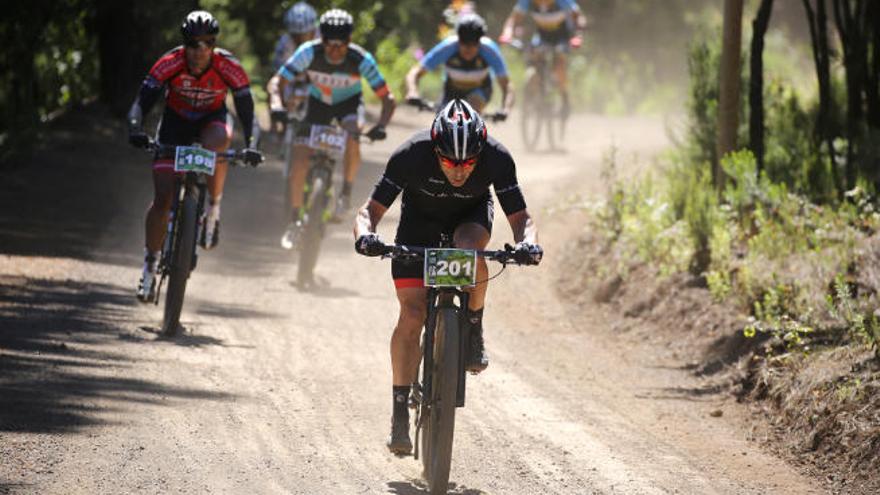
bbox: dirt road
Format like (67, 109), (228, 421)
(1, 108), (824, 494)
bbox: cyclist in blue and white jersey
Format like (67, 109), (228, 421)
(268, 2), (318, 134)
(499, 0), (585, 109)
(268, 9), (395, 249)
(406, 13), (513, 117)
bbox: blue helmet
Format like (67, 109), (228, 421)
(285, 2), (318, 35)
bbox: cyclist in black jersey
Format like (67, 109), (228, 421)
(353, 99), (542, 454)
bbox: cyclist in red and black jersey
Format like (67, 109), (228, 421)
(128, 10), (262, 303)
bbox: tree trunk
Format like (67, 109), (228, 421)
(716, 0), (744, 191)
(804, 0), (843, 199)
(833, 0), (868, 188)
(749, 0), (774, 174)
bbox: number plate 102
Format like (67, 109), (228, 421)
(174, 146), (217, 175)
(308, 124), (347, 154)
(424, 248), (477, 287)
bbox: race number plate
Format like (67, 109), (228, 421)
(424, 248), (478, 288)
(308, 124), (347, 154)
(174, 146), (217, 175)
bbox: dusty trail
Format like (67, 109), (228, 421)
(1, 108), (823, 494)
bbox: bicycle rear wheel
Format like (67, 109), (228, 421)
(421, 307), (460, 494)
(162, 194), (197, 336)
(297, 173), (330, 285)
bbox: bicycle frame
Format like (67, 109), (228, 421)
(154, 172), (206, 304)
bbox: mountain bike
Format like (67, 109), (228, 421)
(509, 39), (570, 151)
(379, 238), (529, 494)
(146, 141), (260, 335)
(293, 123), (350, 287)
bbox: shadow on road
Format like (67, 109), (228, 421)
(386, 480), (485, 495)
(0, 276), (236, 434)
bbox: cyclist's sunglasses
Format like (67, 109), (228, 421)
(185, 38), (216, 49)
(438, 154), (478, 170)
(323, 39), (347, 48)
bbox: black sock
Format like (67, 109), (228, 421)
(341, 181), (352, 197)
(392, 385), (411, 422)
(467, 308), (484, 335)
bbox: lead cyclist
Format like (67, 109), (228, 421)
(499, 0), (586, 114)
(353, 99), (542, 454)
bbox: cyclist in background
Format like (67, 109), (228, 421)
(268, 9), (395, 250)
(269, 2), (318, 135)
(353, 100), (542, 453)
(127, 10), (261, 302)
(499, 0), (585, 113)
(406, 13), (513, 116)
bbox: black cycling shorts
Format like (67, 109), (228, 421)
(295, 95), (363, 140)
(154, 108), (230, 171)
(391, 197), (495, 288)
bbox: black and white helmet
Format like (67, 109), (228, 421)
(181, 11), (220, 41)
(456, 13), (486, 44)
(319, 9), (354, 41)
(431, 99), (487, 161)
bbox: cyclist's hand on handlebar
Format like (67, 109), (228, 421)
(569, 35), (583, 49)
(508, 241), (543, 265)
(365, 124), (387, 141)
(493, 110), (508, 123)
(355, 233), (385, 257)
(498, 33), (512, 45)
(129, 131), (150, 149)
(242, 148), (264, 167)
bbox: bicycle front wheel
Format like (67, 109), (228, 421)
(421, 307), (460, 494)
(519, 70), (544, 150)
(297, 173), (330, 285)
(162, 194), (198, 336)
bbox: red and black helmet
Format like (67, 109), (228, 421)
(431, 99), (487, 161)
(181, 11), (220, 41)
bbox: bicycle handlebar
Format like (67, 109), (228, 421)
(144, 140), (261, 166)
(378, 243), (525, 266)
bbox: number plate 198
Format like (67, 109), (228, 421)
(174, 146), (217, 175)
(424, 248), (477, 287)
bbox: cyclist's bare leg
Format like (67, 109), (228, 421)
(465, 93), (487, 114)
(454, 222), (491, 310)
(289, 144), (312, 215)
(392, 287), (428, 386)
(343, 135), (360, 185)
(202, 122), (232, 203)
(145, 170), (176, 252)
(552, 51), (569, 97)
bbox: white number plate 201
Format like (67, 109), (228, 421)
(174, 146), (217, 175)
(308, 124), (347, 154)
(424, 248), (478, 287)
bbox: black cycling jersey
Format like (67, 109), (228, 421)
(371, 130), (527, 222)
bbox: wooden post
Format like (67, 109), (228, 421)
(716, 0), (745, 190)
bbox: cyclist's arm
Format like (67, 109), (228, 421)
(497, 75), (515, 113)
(409, 37), (455, 99)
(500, 9), (526, 41)
(506, 209), (538, 244)
(405, 65), (427, 100)
(127, 76), (164, 132)
(267, 73), (287, 112)
(359, 51), (396, 127)
(232, 87), (256, 147)
(354, 199), (388, 237)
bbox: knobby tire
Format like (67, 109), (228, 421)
(422, 308), (460, 494)
(297, 174), (328, 285)
(162, 194), (197, 336)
